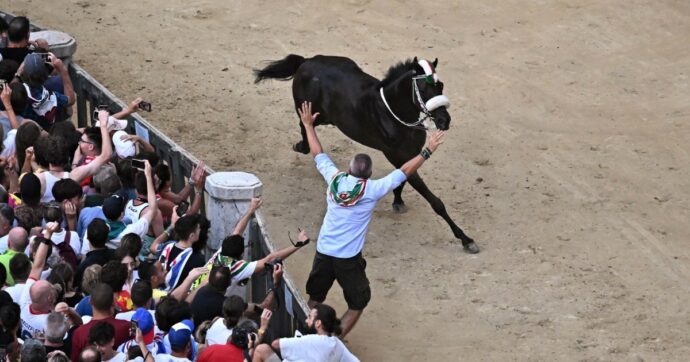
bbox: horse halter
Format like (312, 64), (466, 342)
(380, 59), (451, 129)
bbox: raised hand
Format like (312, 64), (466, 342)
(426, 130), (445, 153)
(297, 101), (319, 127)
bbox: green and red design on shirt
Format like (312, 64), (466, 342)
(329, 172), (367, 207)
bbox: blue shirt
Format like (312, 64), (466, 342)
(77, 206), (106, 239)
(314, 153), (406, 258)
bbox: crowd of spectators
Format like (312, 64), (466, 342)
(0, 14), (359, 362)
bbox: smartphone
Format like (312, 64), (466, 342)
(130, 320), (138, 336)
(93, 105), (109, 120)
(138, 101), (152, 112)
(131, 159), (146, 171)
(176, 201), (189, 217)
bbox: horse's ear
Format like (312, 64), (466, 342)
(432, 58), (438, 69)
(413, 56), (418, 64)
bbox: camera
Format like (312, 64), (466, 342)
(265, 258), (283, 272)
(93, 105), (109, 120)
(176, 201), (189, 217)
(138, 101), (152, 112)
(130, 320), (138, 336)
(131, 159), (146, 171)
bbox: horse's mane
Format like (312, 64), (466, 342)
(379, 58), (415, 87)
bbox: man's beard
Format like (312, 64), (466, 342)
(301, 322), (317, 335)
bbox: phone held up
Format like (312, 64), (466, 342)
(176, 201), (189, 217)
(131, 159), (146, 171)
(138, 101), (152, 112)
(93, 105), (109, 120)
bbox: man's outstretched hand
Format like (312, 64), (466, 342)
(426, 130), (445, 153)
(298, 101), (320, 128)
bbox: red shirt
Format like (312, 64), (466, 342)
(78, 155), (96, 187)
(70, 317), (131, 362)
(197, 343), (245, 362)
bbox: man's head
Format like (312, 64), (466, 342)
(81, 264), (102, 295)
(87, 219), (109, 249)
(133, 171), (148, 196)
(0, 59), (19, 83)
(34, 135), (68, 168)
(137, 260), (165, 289)
(119, 233), (142, 260)
(154, 297), (191, 333)
(167, 320), (194, 355)
(0, 303), (20, 335)
(19, 172), (42, 207)
(102, 195), (126, 221)
(20, 338), (46, 362)
(221, 234), (244, 260)
(7, 16), (30, 45)
(88, 321), (115, 357)
(0, 203), (14, 237)
(13, 205), (41, 231)
(208, 265), (231, 294)
(45, 312), (68, 345)
(80, 127), (102, 156)
(9, 253), (31, 283)
(305, 303), (342, 336)
(348, 153), (373, 179)
(90, 283), (115, 314)
(222, 295), (247, 328)
(92, 165), (121, 196)
(130, 280), (152, 308)
(42, 202), (63, 224)
(52, 178), (83, 206)
(6, 82), (27, 112)
(29, 279), (58, 311)
(7, 226), (28, 253)
(79, 346), (102, 362)
(101, 260), (128, 293)
(174, 214), (203, 243)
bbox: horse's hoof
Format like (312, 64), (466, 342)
(392, 203), (408, 213)
(292, 141), (310, 154)
(463, 241), (480, 254)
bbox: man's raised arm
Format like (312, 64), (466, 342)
(400, 130), (445, 177)
(298, 101), (323, 157)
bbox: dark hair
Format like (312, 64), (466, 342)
(0, 290), (12, 309)
(230, 320), (258, 349)
(45, 273), (66, 303)
(222, 295), (246, 328)
(9, 253), (30, 282)
(134, 171), (148, 196)
(14, 206), (40, 231)
(90, 283), (114, 311)
(88, 321), (115, 346)
(49, 122), (81, 162)
(101, 261), (128, 292)
(130, 280), (152, 308)
(209, 266), (231, 293)
(195, 217), (210, 253)
(0, 203), (13, 227)
(86, 219), (109, 248)
(137, 260), (156, 284)
(119, 233), (142, 259)
(174, 214), (202, 241)
(115, 158), (135, 189)
(154, 163), (170, 193)
(18, 173), (41, 207)
(0, 60), (19, 84)
(50, 263), (75, 292)
(7, 17), (30, 44)
(154, 297), (191, 333)
(349, 153), (373, 179)
(0, 264), (5, 287)
(135, 151), (159, 167)
(314, 303), (342, 336)
(0, 302), (20, 332)
(34, 135), (68, 168)
(42, 202), (63, 224)
(20, 338), (46, 362)
(82, 127), (102, 151)
(16, 122), (43, 171)
(78, 346), (102, 362)
(221, 234), (244, 259)
(8, 82), (27, 113)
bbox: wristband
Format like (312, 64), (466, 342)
(420, 148), (432, 160)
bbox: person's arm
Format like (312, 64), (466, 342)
(139, 160), (158, 224)
(112, 97), (143, 120)
(170, 266), (208, 302)
(231, 197), (262, 236)
(252, 230), (309, 274)
(21, 147), (34, 175)
(252, 264), (283, 311)
(30, 222), (59, 280)
(134, 327), (155, 362)
(186, 165), (206, 216)
(54, 302), (83, 327)
(69, 111), (113, 182)
(72, 143), (83, 169)
(0, 85), (19, 129)
(63, 200), (78, 232)
(297, 101), (323, 157)
(256, 309), (272, 345)
(119, 134), (155, 153)
(160, 161), (204, 205)
(49, 53), (75, 106)
(400, 130), (445, 177)
(5, 156), (19, 193)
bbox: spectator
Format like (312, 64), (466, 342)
(14, 121), (45, 173)
(74, 264), (101, 317)
(124, 170), (164, 252)
(154, 297), (199, 359)
(189, 266), (231, 329)
(0, 17), (47, 64)
(47, 351), (71, 362)
(44, 311), (71, 355)
(156, 320), (194, 362)
(75, 219), (113, 288)
(203, 295), (244, 346)
(0, 80), (27, 139)
(20, 338), (47, 362)
(50, 263), (82, 307)
(43, 201), (81, 264)
(114, 158), (136, 200)
(0, 226), (29, 286)
(0, 59), (19, 83)
(115, 280), (153, 321)
(5, 252), (30, 300)
(88, 321), (126, 362)
(116, 307), (164, 355)
(13, 204), (41, 234)
(115, 247), (138, 293)
(0, 302), (20, 347)
(50, 121), (82, 167)
(52, 178), (83, 231)
(254, 303), (359, 362)
(70, 283), (130, 362)
(198, 318), (265, 362)
(0, 203), (14, 253)
(83, 164), (120, 207)
(20, 52), (75, 130)
(138, 260), (207, 304)
(298, 101), (447, 337)
(101, 260), (132, 313)
(158, 214), (206, 291)
(153, 161), (205, 219)
(78, 346), (102, 362)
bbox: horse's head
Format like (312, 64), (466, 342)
(412, 57), (451, 130)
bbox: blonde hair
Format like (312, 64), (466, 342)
(81, 264), (102, 295)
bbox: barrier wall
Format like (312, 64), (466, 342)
(1, 10), (310, 342)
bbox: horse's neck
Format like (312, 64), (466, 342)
(381, 76), (418, 120)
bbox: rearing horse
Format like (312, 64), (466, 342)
(255, 54), (479, 254)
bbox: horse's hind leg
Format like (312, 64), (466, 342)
(392, 182), (408, 213)
(406, 172), (480, 254)
(292, 121), (310, 154)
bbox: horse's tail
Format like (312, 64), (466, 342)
(254, 54), (305, 83)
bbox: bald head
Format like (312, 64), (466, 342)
(8, 227), (28, 253)
(349, 153), (373, 179)
(29, 280), (56, 310)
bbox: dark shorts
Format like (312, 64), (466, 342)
(306, 251), (371, 310)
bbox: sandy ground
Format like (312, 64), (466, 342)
(6, 0), (690, 360)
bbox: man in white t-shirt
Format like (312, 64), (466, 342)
(297, 101), (446, 337)
(0, 203), (14, 254)
(253, 303), (359, 362)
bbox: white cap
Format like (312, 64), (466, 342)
(112, 130), (136, 158)
(95, 116), (128, 131)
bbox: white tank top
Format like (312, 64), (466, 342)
(41, 171), (70, 203)
(125, 199), (148, 223)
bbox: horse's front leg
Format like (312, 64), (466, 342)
(392, 182), (407, 213)
(292, 119), (311, 154)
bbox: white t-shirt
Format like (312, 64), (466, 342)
(82, 218), (150, 252)
(153, 355), (191, 362)
(0, 129), (16, 158)
(19, 278), (49, 340)
(205, 318), (233, 346)
(280, 334), (359, 362)
(49, 229), (82, 258)
(4, 282), (26, 302)
(0, 234), (8, 254)
(314, 153), (407, 258)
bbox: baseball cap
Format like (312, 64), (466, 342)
(112, 130), (136, 159)
(168, 319), (194, 350)
(95, 116), (128, 131)
(102, 194), (126, 221)
(132, 308), (155, 344)
(22, 53), (49, 81)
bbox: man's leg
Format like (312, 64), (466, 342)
(306, 251), (336, 309)
(334, 253), (371, 339)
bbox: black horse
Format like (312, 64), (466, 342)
(255, 54), (479, 253)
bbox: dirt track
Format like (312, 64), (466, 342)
(8, 0), (690, 360)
